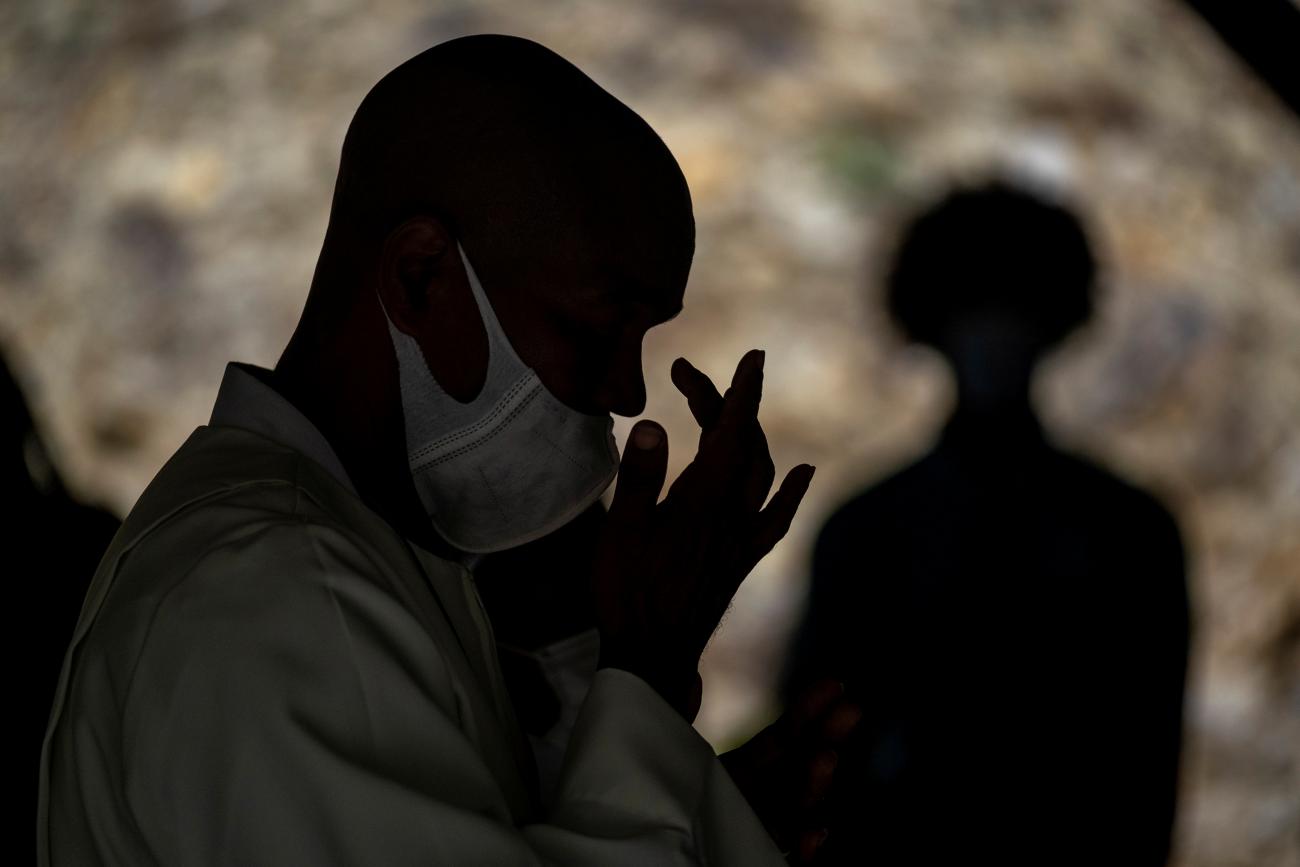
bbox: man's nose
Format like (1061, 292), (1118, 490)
(594, 338), (648, 417)
(598, 370), (646, 418)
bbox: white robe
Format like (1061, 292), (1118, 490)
(38, 362), (784, 866)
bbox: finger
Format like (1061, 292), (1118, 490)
(705, 349), (764, 505)
(795, 828), (830, 865)
(675, 356), (771, 514)
(671, 357), (725, 432)
(788, 677), (845, 733)
(743, 463), (815, 571)
(667, 352), (762, 520)
(819, 700), (864, 744)
(740, 422), (776, 515)
(716, 349), (764, 446)
(606, 421), (668, 534)
(800, 748), (838, 812)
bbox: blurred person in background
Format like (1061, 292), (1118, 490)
(4, 342), (121, 866)
(37, 34), (861, 866)
(781, 182), (1191, 866)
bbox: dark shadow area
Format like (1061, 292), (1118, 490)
(781, 183), (1192, 866)
(475, 501), (605, 653)
(1180, 0), (1300, 121)
(474, 500), (608, 808)
(5, 345), (121, 862)
(474, 500), (607, 737)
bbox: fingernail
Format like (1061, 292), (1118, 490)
(756, 349), (766, 370)
(633, 424), (662, 450)
(816, 829), (830, 848)
(837, 681), (846, 696)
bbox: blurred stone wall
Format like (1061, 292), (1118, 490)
(2, 1), (1296, 864)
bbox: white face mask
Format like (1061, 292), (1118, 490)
(377, 241), (619, 554)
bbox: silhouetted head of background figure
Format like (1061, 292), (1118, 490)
(884, 182), (1098, 420)
(275, 34), (693, 554)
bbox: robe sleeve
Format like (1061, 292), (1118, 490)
(120, 519), (784, 866)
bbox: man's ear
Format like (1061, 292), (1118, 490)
(377, 215), (453, 335)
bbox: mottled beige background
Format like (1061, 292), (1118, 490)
(2, 1), (1297, 863)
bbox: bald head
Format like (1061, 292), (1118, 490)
(324, 35), (693, 284)
(285, 35), (692, 437)
(275, 37), (693, 554)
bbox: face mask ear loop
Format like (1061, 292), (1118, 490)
(456, 240), (534, 375)
(375, 285), (460, 410)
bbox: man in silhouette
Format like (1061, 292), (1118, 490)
(39, 35), (859, 865)
(782, 182), (1191, 866)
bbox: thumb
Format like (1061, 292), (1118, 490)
(607, 421), (668, 532)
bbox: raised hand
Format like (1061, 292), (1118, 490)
(591, 349), (816, 720)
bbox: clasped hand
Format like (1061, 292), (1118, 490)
(720, 677), (862, 864)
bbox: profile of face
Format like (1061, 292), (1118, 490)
(300, 35), (695, 553)
(371, 189), (692, 553)
(379, 206), (689, 422)
(484, 225), (687, 420)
